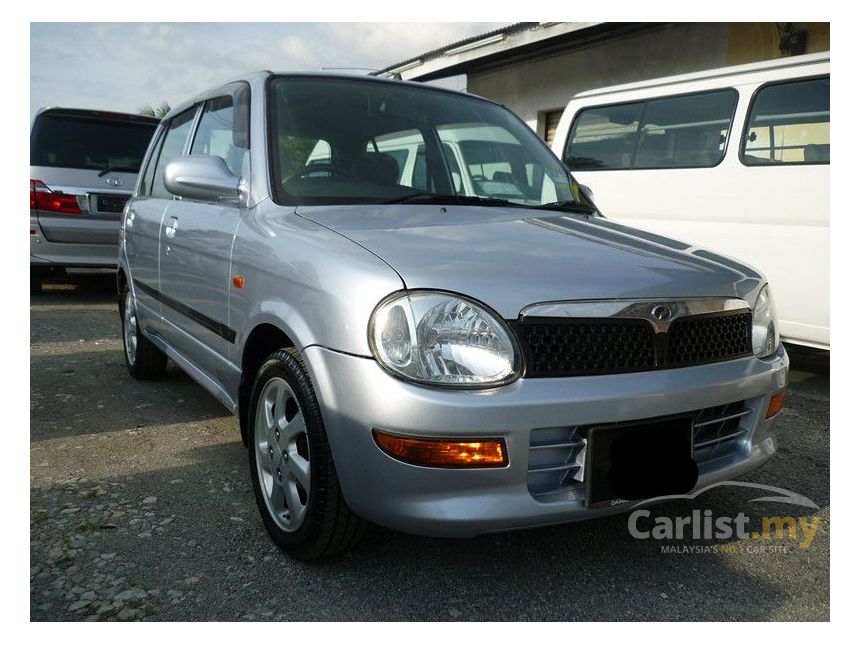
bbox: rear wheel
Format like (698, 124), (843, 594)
(120, 285), (167, 379)
(248, 349), (365, 560)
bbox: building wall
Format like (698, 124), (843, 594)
(726, 22), (830, 65)
(465, 22), (828, 134)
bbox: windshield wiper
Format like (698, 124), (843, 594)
(385, 193), (520, 207)
(97, 166), (139, 177)
(528, 200), (597, 215)
(385, 193), (597, 215)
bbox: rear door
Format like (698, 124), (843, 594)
(30, 109), (157, 245)
(125, 107), (199, 326)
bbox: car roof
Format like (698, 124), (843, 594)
(34, 107), (159, 125)
(164, 70), (500, 121)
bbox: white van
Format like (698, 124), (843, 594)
(552, 52), (830, 350)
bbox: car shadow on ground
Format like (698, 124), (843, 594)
(34, 271), (118, 304)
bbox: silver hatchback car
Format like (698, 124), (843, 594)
(119, 72), (788, 560)
(31, 108), (159, 293)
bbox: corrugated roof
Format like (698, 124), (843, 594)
(373, 22), (538, 77)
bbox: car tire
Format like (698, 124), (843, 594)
(248, 348), (365, 560)
(120, 285), (167, 380)
(30, 268), (44, 295)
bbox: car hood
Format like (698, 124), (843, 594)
(295, 205), (762, 319)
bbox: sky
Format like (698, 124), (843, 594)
(30, 22), (506, 118)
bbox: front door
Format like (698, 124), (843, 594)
(158, 94), (248, 385)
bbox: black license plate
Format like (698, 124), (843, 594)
(586, 415), (698, 509)
(94, 194), (128, 214)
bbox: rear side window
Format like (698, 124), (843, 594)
(742, 77), (830, 165)
(150, 108), (197, 198)
(30, 112), (156, 172)
(190, 96), (246, 176)
(564, 89), (738, 170)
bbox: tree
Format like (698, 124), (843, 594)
(138, 102), (171, 119)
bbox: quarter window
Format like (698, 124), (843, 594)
(564, 89), (738, 170)
(190, 96), (246, 176)
(150, 107), (197, 198)
(742, 77), (830, 165)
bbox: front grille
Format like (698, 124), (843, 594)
(668, 312), (752, 366)
(516, 318), (654, 377)
(527, 400), (752, 500)
(514, 311), (752, 378)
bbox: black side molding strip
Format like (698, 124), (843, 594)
(133, 279), (236, 344)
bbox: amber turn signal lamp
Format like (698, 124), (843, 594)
(766, 390), (786, 419)
(372, 430), (508, 468)
(232, 274), (245, 289)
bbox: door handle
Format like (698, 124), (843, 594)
(164, 216), (179, 239)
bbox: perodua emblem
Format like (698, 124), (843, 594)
(105, 176), (123, 187)
(651, 304), (672, 321)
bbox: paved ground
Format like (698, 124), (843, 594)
(30, 274), (830, 621)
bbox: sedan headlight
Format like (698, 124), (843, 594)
(752, 285), (779, 358)
(369, 291), (521, 387)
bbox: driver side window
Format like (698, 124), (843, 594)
(190, 96), (245, 176)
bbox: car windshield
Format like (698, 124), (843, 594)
(268, 76), (577, 206)
(30, 111), (157, 173)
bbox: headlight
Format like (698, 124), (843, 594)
(752, 285), (779, 358)
(369, 291), (521, 387)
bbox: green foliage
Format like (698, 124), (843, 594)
(138, 102), (172, 119)
(278, 136), (320, 177)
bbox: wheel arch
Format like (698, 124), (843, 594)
(116, 267), (128, 310)
(239, 322), (297, 445)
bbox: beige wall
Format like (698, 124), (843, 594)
(466, 22), (829, 132)
(727, 22), (830, 65)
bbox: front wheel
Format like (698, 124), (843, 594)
(120, 285), (167, 380)
(248, 349), (365, 560)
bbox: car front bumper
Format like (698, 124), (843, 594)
(302, 344), (789, 538)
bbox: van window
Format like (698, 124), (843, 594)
(150, 107), (197, 198)
(190, 96), (245, 176)
(564, 90), (738, 170)
(742, 77), (830, 165)
(634, 91), (737, 169)
(564, 103), (642, 170)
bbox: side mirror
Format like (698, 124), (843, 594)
(579, 183), (595, 201)
(164, 155), (240, 203)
